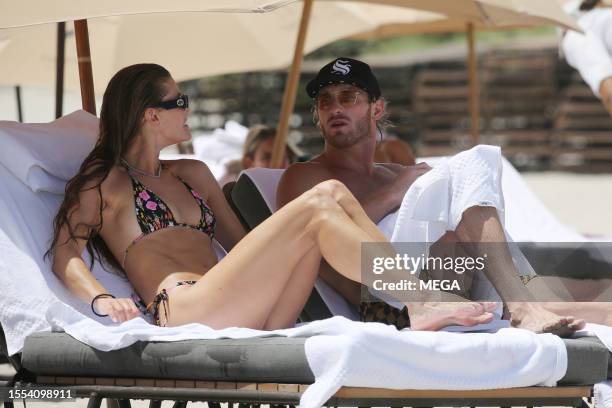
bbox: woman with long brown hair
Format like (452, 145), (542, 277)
(48, 63), (495, 330)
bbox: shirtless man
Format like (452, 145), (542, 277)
(277, 57), (588, 335)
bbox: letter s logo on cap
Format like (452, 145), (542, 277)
(331, 59), (351, 75)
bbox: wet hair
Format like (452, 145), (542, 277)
(46, 63), (171, 275)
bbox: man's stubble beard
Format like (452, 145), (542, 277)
(321, 105), (373, 149)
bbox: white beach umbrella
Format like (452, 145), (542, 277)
(0, 0), (579, 165)
(0, 3), (440, 92)
(0, 1), (292, 29)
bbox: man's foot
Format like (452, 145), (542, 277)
(508, 303), (586, 337)
(538, 302), (612, 326)
(407, 302), (497, 331)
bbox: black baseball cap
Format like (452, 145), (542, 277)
(306, 57), (381, 100)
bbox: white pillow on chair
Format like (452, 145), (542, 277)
(0, 110), (98, 194)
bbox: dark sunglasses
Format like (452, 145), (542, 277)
(153, 94), (189, 110)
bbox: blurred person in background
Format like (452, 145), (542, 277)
(219, 125), (297, 186)
(242, 125), (295, 169)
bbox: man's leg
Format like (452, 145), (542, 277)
(455, 206), (585, 335)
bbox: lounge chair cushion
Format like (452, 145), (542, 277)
(231, 169), (277, 230)
(22, 332), (314, 383)
(21, 332), (609, 385)
(559, 336), (611, 385)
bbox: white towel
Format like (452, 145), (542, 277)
(0, 110), (98, 193)
(372, 146), (507, 318)
(595, 381), (612, 408)
(302, 319), (567, 408)
(48, 306), (567, 408)
(376, 150), (586, 243)
(582, 323), (612, 354)
(389, 145), (505, 244)
(0, 162), (136, 355)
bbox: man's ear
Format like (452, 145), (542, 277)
(372, 98), (384, 120)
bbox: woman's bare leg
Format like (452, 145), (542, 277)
(261, 246), (322, 330)
(165, 180), (379, 328)
(167, 180), (493, 330)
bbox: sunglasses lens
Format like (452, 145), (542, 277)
(338, 90), (357, 107)
(316, 90), (359, 110)
(317, 95), (332, 110)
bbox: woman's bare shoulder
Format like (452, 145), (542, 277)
(98, 164), (130, 192)
(75, 164), (131, 211)
(164, 157), (209, 171)
(165, 158), (214, 181)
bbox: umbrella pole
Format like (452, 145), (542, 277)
(74, 19), (96, 115)
(270, 0), (313, 168)
(467, 22), (480, 145)
(15, 85), (23, 122)
(55, 22), (66, 119)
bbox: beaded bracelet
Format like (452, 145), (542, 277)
(91, 293), (116, 317)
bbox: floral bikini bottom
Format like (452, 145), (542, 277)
(359, 301), (411, 330)
(133, 280), (197, 326)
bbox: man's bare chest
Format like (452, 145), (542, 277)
(329, 169), (397, 203)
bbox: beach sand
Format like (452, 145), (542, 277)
(523, 172), (612, 237)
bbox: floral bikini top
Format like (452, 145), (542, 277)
(122, 166), (216, 267)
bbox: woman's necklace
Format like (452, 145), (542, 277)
(120, 158), (162, 178)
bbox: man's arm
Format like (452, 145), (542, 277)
(359, 182), (405, 224)
(359, 162), (432, 224)
(277, 162), (330, 208)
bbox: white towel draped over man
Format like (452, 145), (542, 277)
(277, 57), (612, 335)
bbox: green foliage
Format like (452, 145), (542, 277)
(305, 26), (556, 60)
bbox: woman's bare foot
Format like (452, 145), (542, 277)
(407, 302), (498, 331)
(507, 303), (585, 336)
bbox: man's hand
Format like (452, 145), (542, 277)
(385, 162), (432, 206)
(600, 76), (612, 117)
(94, 297), (141, 323)
(360, 162), (432, 224)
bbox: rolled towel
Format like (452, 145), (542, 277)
(0, 110), (98, 193)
